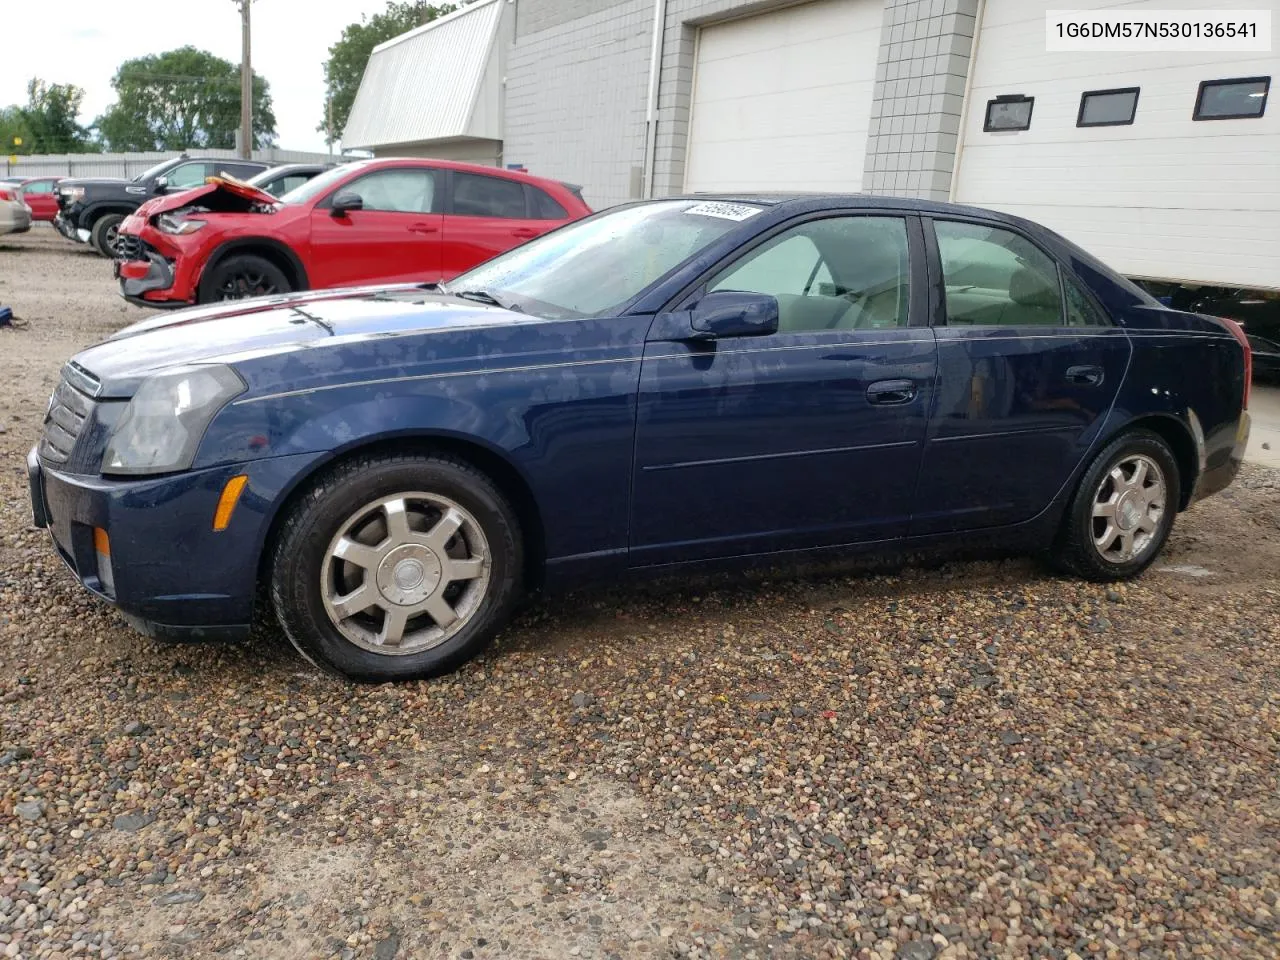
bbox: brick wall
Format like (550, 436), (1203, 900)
(862, 0), (978, 200)
(505, 0), (979, 203)
(505, 0), (654, 207)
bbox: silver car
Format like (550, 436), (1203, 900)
(0, 182), (32, 235)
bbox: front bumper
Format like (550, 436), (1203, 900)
(27, 446), (325, 641)
(54, 213), (84, 242)
(115, 252), (188, 308)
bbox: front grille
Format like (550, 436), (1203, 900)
(115, 233), (147, 261)
(39, 365), (101, 466)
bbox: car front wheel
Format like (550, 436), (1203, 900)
(90, 213), (124, 258)
(270, 452), (523, 681)
(1053, 429), (1180, 581)
(199, 253), (291, 303)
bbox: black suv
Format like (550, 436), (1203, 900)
(55, 155), (272, 257)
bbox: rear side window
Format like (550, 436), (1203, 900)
(1063, 273), (1112, 327)
(24, 180), (53, 194)
(269, 174), (312, 197)
(933, 220), (1065, 327)
(452, 173), (527, 219)
(529, 186), (568, 220)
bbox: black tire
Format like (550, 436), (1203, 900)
(269, 451), (523, 682)
(90, 213), (124, 258)
(1052, 429), (1181, 581)
(198, 253), (291, 303)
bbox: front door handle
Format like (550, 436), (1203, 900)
(866, 379), (916, 405)
(409, 222), (438, 235)
(512, 229), (538, 239)
(1066, 364), (1104, 386)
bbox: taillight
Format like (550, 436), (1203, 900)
(1216, 316), (1252, 409)
(0, 189), (14, 202)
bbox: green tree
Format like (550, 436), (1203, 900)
(19, 79), (96, 153)
(321, 1), (458, 144)
(95, 47), (276, 152)
(0, 106), (34, 155)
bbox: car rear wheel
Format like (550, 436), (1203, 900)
(1052, 429), (1180, 581)
(90, 213), (124, 258)
(199, 254), (291, 303)
(269, 452), (523, 682)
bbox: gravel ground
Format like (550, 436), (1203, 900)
(1, 228), (1278, 960)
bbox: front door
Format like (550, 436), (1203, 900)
(307, 167), (443, 288)
(630, 213), (937, 566)
(910, 218), (1131, 535)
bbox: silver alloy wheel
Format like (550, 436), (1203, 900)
(1090, 454), (1166, 564)
(320, 492), (491, 655)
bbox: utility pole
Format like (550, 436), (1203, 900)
(327, 95), (334, 159)
(238, 0), (252, 159)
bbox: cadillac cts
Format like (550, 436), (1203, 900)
(29, 196), (1251, 681)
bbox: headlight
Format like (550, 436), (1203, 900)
(60, 186), (85, 200)
(103, 366), (245, 476)
(156, 215), (206, 236)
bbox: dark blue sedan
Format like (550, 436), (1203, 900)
(29, 196), (1252, 681)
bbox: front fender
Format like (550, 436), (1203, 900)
(78, 201), (139, 228)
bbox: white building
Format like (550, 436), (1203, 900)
(344, 0), (1280, 292)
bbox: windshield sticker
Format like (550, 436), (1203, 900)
(684, 201), (761, 222)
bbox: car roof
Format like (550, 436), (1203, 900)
(352, 156), (577, 193)
(676, 192), (1028, 221)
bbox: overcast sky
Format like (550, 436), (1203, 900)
(0, 0), (393, 153)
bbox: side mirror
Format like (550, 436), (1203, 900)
(689, 290), (779, 339)
(153, 176), (168, 192)
(331, 191), (363, 216)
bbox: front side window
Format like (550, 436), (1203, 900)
(934, 220), (1065, 327)
(341, 169), (437, 214)
(166, 162), (212, 189)
(984, 95), (1034, 131)
(446, 199), (761, 319)
(279, 162), (375, 206)
(710, 216), (910, 332)
(24, 180), (53, 194)
(1194, 76), (1270, 120)
(1078, 87), (1140, 127)
(452, 173), (527, 219)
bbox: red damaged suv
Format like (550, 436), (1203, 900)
(114, 158), (591, 307)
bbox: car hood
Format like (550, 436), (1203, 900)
(135, 177), (279, 218)
(58, 177), (131, 189)
(71, 285), (542, 398)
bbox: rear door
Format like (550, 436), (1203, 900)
(307, 167), (443, 288)
(630, 212), (936, 565)
(910, 218), (1131, 535)
(439, 171), (545, 278)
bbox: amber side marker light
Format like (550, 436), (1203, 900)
(93, 527), (115, 597)
(213, 475), (250, 531)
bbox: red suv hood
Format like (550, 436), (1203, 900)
(135, 176), (279, 217)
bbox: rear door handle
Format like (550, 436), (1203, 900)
(512, 228), (538, 239)
(866, 379), (916, 405)
(1066, 364), (1104, 386)
(409, 222), (438, 235)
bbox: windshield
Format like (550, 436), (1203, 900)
(132, 158), (181, 183)
(445, 199), (762, 319)
(278, 163), (367, 206)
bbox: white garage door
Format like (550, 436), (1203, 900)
(684, 0), (884, 194)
